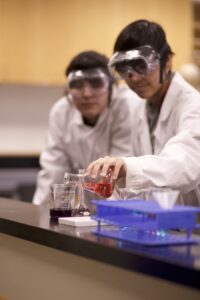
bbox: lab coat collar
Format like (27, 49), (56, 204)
(136, 101), (153, 154)
(135, 72), (182, 154)
(137, 72), (181, 122)
(158, 72), (180, 122)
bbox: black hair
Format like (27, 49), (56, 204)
(65, 50), (111, 78)
(114, 20), (174, 82)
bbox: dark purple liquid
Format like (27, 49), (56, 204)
(50, 208), (73, 221)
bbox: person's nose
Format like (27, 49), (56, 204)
(82, 83), (93, 98)
(126, 72), (143, 81)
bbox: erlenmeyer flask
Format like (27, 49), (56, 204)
(64, 170), (90, 216)
(83, 168), (115, 197)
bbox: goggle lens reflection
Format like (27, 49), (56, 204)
(115, 59), (149, 77)
(69, 77), (106, 90)
(108, 45), (160, 79)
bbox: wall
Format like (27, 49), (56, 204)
(0, 0), (194, 154)
(0, 0), (194, 201)
(0, 0), (193, 85)
(0, 83), (63, 155)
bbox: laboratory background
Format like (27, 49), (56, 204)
(1, 0), (199, 202)
(1, 1), (200, 300)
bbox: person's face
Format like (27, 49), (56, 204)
(124, 67), (160, 99)
(109, 46), (172, 102)
(123, 57), (172, 101)
(68, 69), (110, 124)
(69, 78), (110, 122)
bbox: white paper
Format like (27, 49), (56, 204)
(58, 216), (101, 227)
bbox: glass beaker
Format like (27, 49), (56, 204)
(118, 186), (180, 209)
(118, 187), (151, 200)
(49, 182), (77, 221)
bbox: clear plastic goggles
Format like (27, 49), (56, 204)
(108, 45), (160, 79)
(67, 68), (109, 99)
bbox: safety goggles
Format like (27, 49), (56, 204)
(67, 68), (109, 99)
(108, 45), (160, 79)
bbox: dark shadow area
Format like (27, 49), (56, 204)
(0, 157), (40, 203)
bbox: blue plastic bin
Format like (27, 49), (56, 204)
(92, 200), (200, 246)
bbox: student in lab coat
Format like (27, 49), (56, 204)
(86, 20), (200, 206)
(33, 50), (140, 205)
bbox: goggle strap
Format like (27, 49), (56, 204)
(159, 44), (169, 84)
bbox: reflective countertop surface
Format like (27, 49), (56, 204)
(0, 197), (200, 290)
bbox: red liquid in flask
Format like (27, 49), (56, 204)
(94, 182), (114, 197)
(83, 168), (114, 197)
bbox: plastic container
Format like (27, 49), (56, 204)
(92, 199), (200, 246)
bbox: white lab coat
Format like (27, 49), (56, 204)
(33, 84), (140, 204)
(123, 72), (200, 206)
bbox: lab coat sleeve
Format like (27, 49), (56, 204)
(123, 102), (200, 194)
(33, 105), (72, 205)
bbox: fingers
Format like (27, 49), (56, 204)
(113, 158), (126, 180)
(86, 156), (126, 181)
(86, 157), (105, 178)
(99, 156), (113, 177)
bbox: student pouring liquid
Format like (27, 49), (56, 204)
(86, 20), (200, 207)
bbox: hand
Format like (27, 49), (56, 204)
(86, 156), (127, 181)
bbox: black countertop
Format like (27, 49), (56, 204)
(0, 197), (200, 290)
